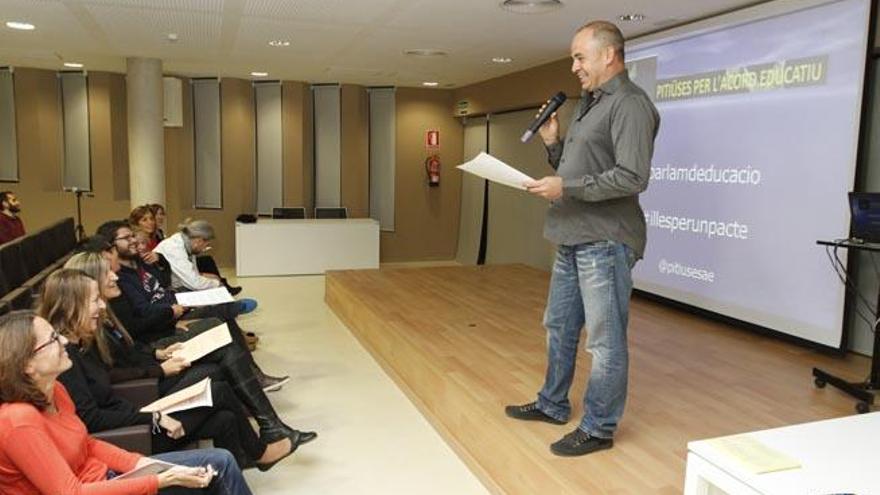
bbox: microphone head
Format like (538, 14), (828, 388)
(552, 91), (567, 105)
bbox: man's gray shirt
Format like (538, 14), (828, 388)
(544, 71), (660, 258)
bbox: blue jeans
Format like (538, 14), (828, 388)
(536, 241), (636, 439)
(153, 448), (253, 495)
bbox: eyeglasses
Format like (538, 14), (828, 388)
(114, 234), (134, 242)
(33, 330), (62, 355)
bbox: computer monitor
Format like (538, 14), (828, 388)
(848, 192), (880, 242)
(272, 207), (306, 219)
(314, 207), (348, 219)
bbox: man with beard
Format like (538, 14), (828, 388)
(94, 220), (288, 392)
(0, 191), (24, 244)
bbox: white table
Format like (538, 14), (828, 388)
(684, 412), (880, 495)
(235, 218), (380, 276)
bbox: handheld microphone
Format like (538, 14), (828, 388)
(520, 91), (567, 143)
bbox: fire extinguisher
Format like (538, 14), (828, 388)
(425, 154), (441, 187)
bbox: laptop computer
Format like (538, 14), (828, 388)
(849, 192), (880, 243)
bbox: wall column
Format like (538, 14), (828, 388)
(126, 57), (165, 207)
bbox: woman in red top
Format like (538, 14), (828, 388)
(0, 310), (254, 494)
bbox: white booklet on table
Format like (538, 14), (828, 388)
(457, 152), (535, 191)
(175, 287), (234, 307)
(140, 377), (213, 415)
(172, 323), (232, 363)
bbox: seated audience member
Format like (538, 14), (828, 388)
(154, 219), (243, 296)
(133, 226), (174, 287)
(71, 246), (290, 404)
(40, 266), (312, 468)
(150, 203), (168, 241)
(0, 191), (25, 244)
(95, 221), (261, 352)
(0, 310), (253, 494)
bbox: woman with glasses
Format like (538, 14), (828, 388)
(39, 266), (311, 471)
(0, 310), (254, 494)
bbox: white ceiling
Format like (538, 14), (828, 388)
(0, 0), (765, 88)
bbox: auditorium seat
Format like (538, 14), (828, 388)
(0, 269), (9, 299)
(0, 217), (78, 311)
(19, 235), (45, 278)
(1, 286), (34, 311)
(92, 378), (159, 455)
(0, 239), (28, 289)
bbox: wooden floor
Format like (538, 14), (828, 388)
(325, 264), (870, 495)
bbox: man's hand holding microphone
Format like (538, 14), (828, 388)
(524, 93), (566, 200)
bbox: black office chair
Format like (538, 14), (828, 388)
(272, 207), (306, 219)
(314, 207), (348, 219)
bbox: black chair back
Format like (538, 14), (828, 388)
(272, 207), (306, 219)
(0, 267), (9, 298)
(0, 240), (28, 288)
(314, 207), (348, 219)
(19, 235), (45, 278)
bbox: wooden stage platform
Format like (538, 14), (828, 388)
(325, 264), (868, 495)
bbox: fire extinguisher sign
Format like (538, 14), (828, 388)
(425, 129), (440, 150)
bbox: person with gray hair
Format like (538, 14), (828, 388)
(154, 219), (232, 293)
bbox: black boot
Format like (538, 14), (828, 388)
(250, 362), (290, 392)
(224, 352), (298, 443)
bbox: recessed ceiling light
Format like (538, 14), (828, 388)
(499, 0), (563, 15)
(167, 33), (179, 43)
(268, 40), (290, 47)
(492, 57), (513, 64)
(6, 21), (35, 31)
(422, 81), (439, 87)
(404, 49), (448, 57)
(618, 13), (646, 22)
(251, 71), (268, 77)
(64, 62), (84, 69)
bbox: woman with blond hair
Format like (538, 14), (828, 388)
(0, 310), (253, 494)
(59, 255), (313, 457)
(40, 266), (311, 470)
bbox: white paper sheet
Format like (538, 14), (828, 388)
(456, 152), (534, 191)
(140, 378), (213, 415)
(175, 287), (234, 307)
(172, 323), (232, 363)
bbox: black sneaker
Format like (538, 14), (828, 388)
(550, 428), (613, 456)
(504, 402), (566, 424)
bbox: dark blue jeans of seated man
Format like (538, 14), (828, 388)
(535, 240), (637, 439)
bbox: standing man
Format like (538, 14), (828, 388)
(0, 191), (24, 244)
(505, 20), (659, 457)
